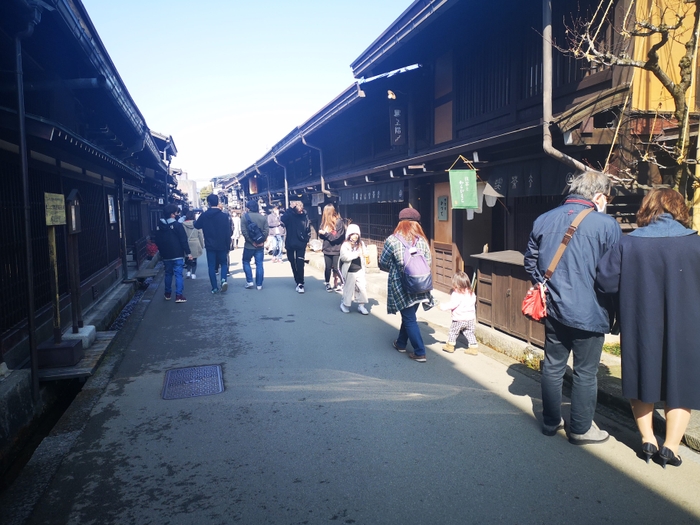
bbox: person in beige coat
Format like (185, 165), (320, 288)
(183, 210), (205, 279)
(338, 223), (369, 315)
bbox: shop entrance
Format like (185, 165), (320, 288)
(432, 181), (461, 293)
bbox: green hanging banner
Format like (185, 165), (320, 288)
(449, 169), (478, 209)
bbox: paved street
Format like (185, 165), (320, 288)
(4, 249), (700, 525)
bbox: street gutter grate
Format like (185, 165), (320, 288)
(162, 365), (224, 400)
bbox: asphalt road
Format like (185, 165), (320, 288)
(6, 249), (700, 525)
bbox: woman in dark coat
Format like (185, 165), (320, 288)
(318, 204), (345, 292)
(596, 188), (700, 468)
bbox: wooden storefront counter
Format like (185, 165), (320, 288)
(471, 250), (545, 348)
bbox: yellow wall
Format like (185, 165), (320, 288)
(631, 0), (698, 113)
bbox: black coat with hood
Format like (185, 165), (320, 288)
(194, 207), (233, 252)
(281, 207), (311, 249)
(155, 218), (191, 260)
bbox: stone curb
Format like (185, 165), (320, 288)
(0, 263), (164, 525)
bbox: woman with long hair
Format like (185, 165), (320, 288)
(378, 207), (434, 363)
(597, 188), (700, 467)
(318, 204), (345, 292)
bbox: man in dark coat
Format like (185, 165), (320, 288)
(155, 204), (192, 303)
(524, 171), (621, 445)
(281, 201), (311, 293)
(195, 194), (233, 294)
(240, 199), (269, 290)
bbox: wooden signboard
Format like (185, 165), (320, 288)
(45, 192), (66, 226)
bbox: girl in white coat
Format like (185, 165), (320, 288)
(338, 224), (369, 315)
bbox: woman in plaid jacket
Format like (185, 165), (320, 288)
(379, 207), (433, 363)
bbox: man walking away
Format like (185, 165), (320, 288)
(241, 200), (269, 290)
(281, 201), (311, 293)
(155, 204), (192, 303)
(195, 194), (233, 294)
(524, 171), (621, 445)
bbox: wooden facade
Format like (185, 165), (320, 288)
(228, 0), (677, 343)
(0, 0), (173, 366)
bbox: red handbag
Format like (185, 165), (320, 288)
(521, 208), (594, 321)
(522, 282), (547, 321)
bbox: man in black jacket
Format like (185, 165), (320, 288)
(281, 201), (311, 293)
(195, 194), (233, 294)
(155, 204), (192, 303)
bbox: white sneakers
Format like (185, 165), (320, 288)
(340, 303), (369, 315)
(191, 274), (196, 279)
(296, 284), (305, 294)
(245, 282), (255, 289)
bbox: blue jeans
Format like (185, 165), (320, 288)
(242, 247), (264, 286)
(272, 235), (283, 258)
(163, 258), (184, 295)
(397, 304), (425, 356)
(206, 249), (229, 291)
(541, 317), (604, 435)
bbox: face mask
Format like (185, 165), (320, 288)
(593, 193), (607, 213)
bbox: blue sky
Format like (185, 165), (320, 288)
(81, 0), (413, 187)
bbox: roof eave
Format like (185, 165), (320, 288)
(237, 84), (362, 180)
(350, 0), (455, 78)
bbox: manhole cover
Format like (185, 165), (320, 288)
(162, 365), (224, 400)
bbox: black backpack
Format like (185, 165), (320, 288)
(245, 213), (266, 245)
(155, 221), (177, 247)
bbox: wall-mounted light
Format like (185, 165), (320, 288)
(387, 90), (396, 100)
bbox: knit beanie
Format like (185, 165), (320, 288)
(345, 223), (361, 239)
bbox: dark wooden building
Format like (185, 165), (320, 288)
(0, 0), (174, 367)
(226, 0), (681, 345)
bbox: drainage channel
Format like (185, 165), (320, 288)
(0, 379), (82, 492)
(0, 278), (153, 494)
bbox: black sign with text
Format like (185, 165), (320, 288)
(390, 106), (406, 146)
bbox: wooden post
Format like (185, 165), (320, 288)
(48, 226), (62, 343)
